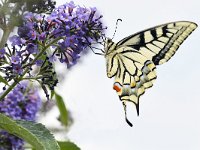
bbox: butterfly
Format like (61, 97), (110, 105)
(103, 21), (197, 126)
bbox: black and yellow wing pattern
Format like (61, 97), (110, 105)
(104, 21), (197, 126)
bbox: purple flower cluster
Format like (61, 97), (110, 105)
(48, 1), (105, 66)
(8, 1), (105, 67)
(0, 1), (105, 95)
(0, 82), (41, 150)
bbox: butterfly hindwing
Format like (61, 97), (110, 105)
(108, 46), (157, 125)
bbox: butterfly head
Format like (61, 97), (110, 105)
(104, 38), (116, 55)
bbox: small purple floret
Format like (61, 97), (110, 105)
(11, 55), (20, 64)
(0, 48), (5, 58)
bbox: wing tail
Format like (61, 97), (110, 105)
(122, 101), (133, 127)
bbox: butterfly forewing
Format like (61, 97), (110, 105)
(104, 21), (197, 126)
(116, 21), (197, 65)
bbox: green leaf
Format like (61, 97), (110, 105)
(55, 92), (69, 126)
(51, 90), (55, 99)
(0, 113), (60, 150)
(0, 75), (9, 85)
(58, 141), (80, 150)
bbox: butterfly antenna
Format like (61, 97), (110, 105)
(111, 19), (122, 40)
(122, 101), (133, 127)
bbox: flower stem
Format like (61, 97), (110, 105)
(0, 80), (18, 100)
(0, 27), (13, 49)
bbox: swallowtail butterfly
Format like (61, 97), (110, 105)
(103, 21), (197, 126)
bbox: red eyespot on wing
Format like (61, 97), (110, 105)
(113, 85), (121, 92)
